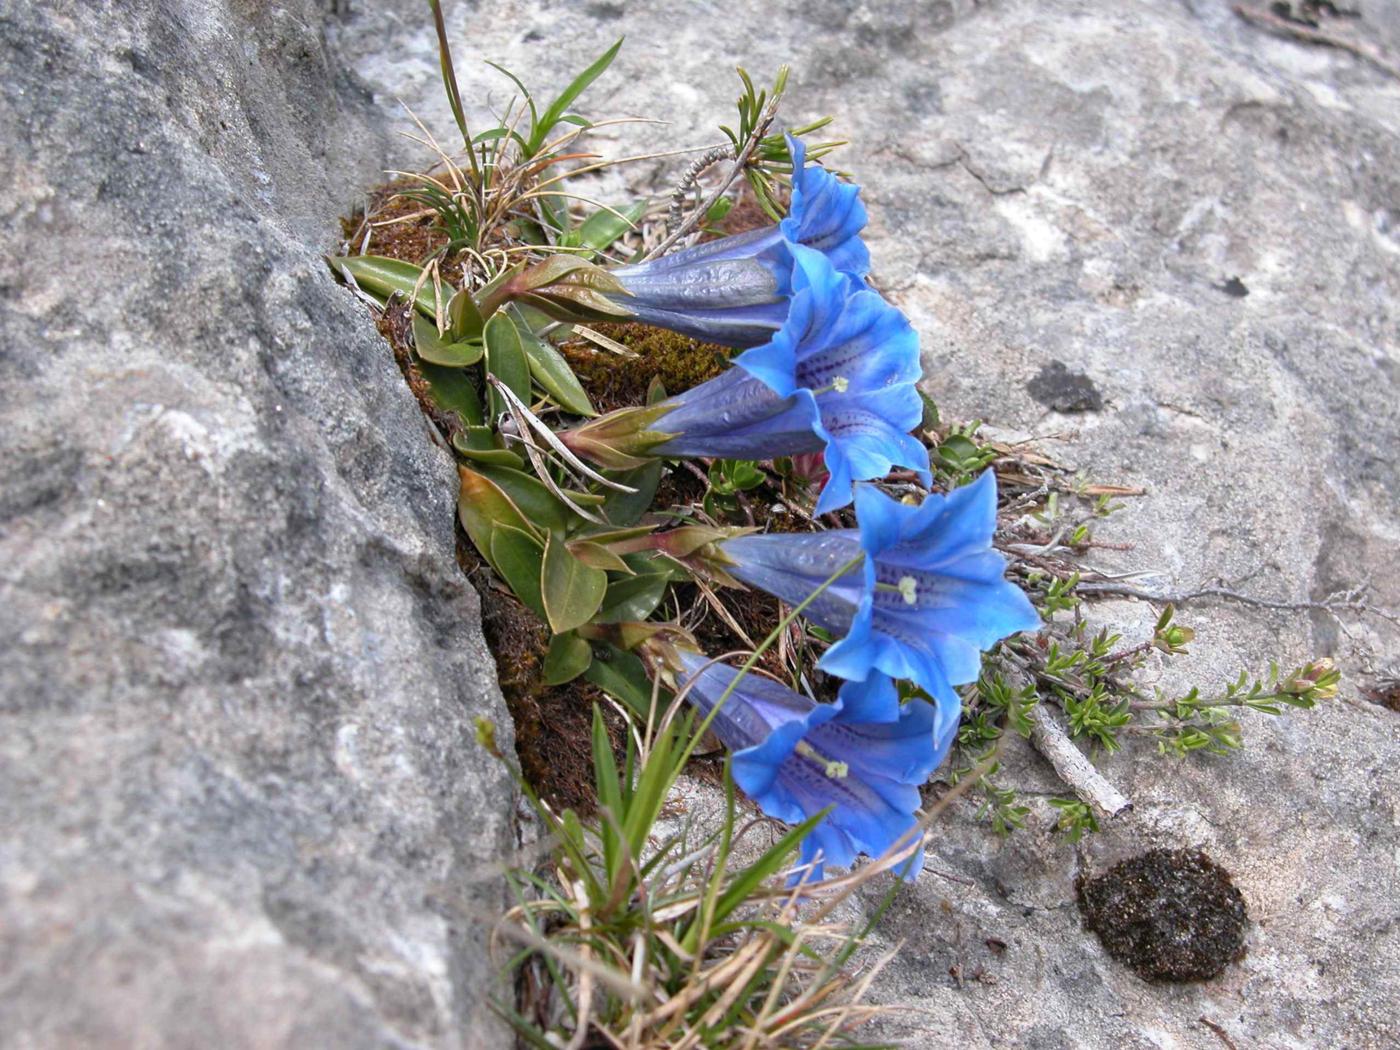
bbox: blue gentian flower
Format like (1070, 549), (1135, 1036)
(675, 651), (949, 881)
(561, 244), (929, 514)
(715, 472), (1041, 732)
(608, 136), (869, 346)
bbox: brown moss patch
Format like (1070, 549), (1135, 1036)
(341, 179), (469, 286)
(1077, 848), (1248, 983)
(561, 325), (730, 413)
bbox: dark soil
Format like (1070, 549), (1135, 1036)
(340, 180), (470, 286)
(1077, 848), (1248, 982)
(458, 535), (623, 814)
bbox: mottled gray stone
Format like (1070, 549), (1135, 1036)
(6, 0), (1397, 1046)
(1, 2), (513, 1047)
(335, 1), (1399, 1047)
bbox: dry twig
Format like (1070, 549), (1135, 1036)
(1234, 3), (1400, 81)
(1027, 704), (1133, 819)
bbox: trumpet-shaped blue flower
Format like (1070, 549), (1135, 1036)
(608, 136), (869, 346)
(714, 472), (1041, 734)
(675, 651), (950, 881)
(561, 244), (929, 513)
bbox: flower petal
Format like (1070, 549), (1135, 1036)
(782, 135), (870, 277)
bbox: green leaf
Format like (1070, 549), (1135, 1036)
(704, 196), (734, 224)
(418, 361), (483, 425)
(456, 424), (504, 452)
(448, 287), (486, 342)
(595, 572), (670, 623)
(450, 431), (525, 469)
(484, 61), (539, 128)
(328, 255), (445, 318)
(457, 465), (542, 568)
(543, 632), (594, 685)
(542, 193), (575, 234)
(474, 465), (577, 533)
(413, 313), (485, 367)
(566, 540), (633, 573)
(620, 549), (684, 579)
(919, 391), (940, 431)
(584, 645), (657, 719)
(599, 461), (662, 527)
(529, 37), (623, 156)
(591, 706), (624, 881)
(483, 310), (533, 419)
(506, 305), (595, 416)
(490, 524), (546, 616)
(541, 532), (608, 633)
(712, 811), (825, 929)
(576, 200), (646, 254)
(619, 715), (683, 863)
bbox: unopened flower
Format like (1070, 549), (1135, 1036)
(560, 244), (928, 513)
(671, 651), (948, 881)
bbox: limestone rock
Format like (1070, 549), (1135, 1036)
(0, 2), (514, 1046)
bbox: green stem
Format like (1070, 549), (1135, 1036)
(427, 0), (484, 189)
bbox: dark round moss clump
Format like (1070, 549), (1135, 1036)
(1076, 848), (1248, 982)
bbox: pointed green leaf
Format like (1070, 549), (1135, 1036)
(576, 200), (646, 254)
(483, 60), (539, 125)
(418, 361), (483, 425)
(592, 706), (624, 881)
(566, 540), (633, 574)
(542, 532), (608, 633)
(328, 255), (445, 318)
(483, 310), (533, 418)
(529, 37), (623, 155)
(505, 305), (594, 416)
(543, 632), (594, 686)
(583, 645), (657, 719)
(491, 524), (546, 616)
(474, 465), (582, 533)
(712, 810), (827, 926)
(458, 466), (542, 565)
(599, 461), (662, 527)
(448, 288), (486, 342)
(573, 524), (656, 547)
(595, 572), (670, 623)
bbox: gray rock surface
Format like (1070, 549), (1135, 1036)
(1, 2), (514, 1047)
(333, 1), (1400, 1047)
(4, 0), (1397, 1047)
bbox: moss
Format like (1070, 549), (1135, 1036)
(561, 324), (730, 412)
(1077, 848), (1248, 982)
